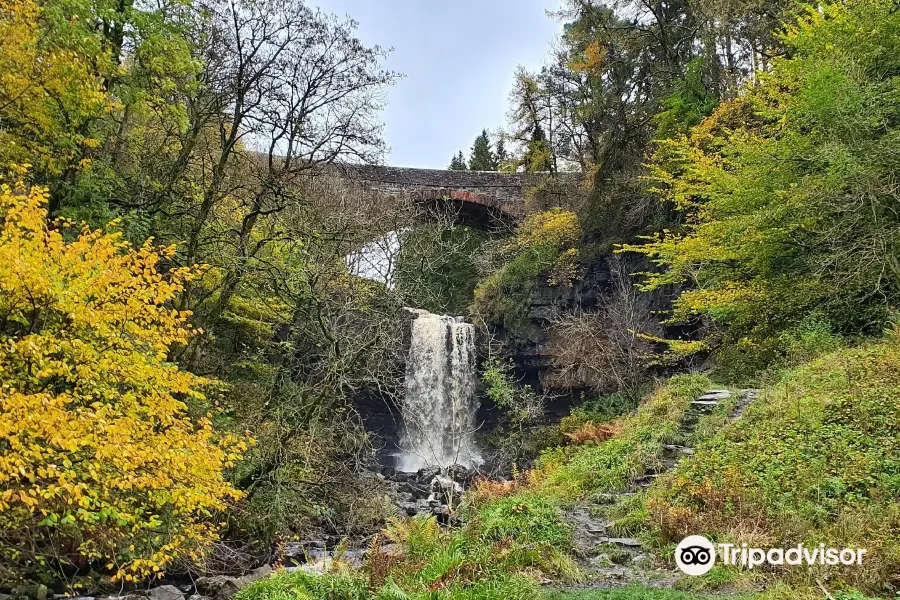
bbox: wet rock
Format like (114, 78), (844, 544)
(380, 543), (400, 556)
(195, 577), (241, 600)
(697, 390), (731, 401)
(430, 475), (462, 505)
(415, 466), (441, 482)
(597, 536), (642, 547)
(283, 541), (325, 565)
(148, 585), (184, 600)
(397, 481), (429, 498)
(445, 464), (472, 484)
(249, 565), (273, 580)
(298, 559), (328, 575)
(195, 565), (272, 600)
(12, 585), (48, 600)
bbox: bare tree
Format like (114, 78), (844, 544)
(545, 256), (660, 398)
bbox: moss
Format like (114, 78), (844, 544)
(472, 209), (581, 335)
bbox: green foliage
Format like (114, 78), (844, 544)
(625, 0), (900, 371)
(474, 495), (571, 548)
(481, 359), (543, 427)
(653, 58), (719, 140)
(524, 124), (553, 173)
(534, 375), (710, 498)
(449, 151), (467, 171)
(237, 512), (549, 599)
(473, 209), (581, 335)
(557, 394), (635, 434)
(395, 226), (488, 314)
(468, 129), (497, 171)
(544, 586), (753, 600)
(235, 570), (368, 600)
(713, 315), (843, 384)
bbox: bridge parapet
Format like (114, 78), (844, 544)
(339, 164), (581, 223)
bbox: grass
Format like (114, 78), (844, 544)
(543, 586), (753, 600)
(530, 374), (712, 498)
(236, 333), (900, 599)
(645, 330), (900, 594)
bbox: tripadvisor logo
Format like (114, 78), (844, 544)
(676, 535), (716, 575)
(675, 535), (867, 576)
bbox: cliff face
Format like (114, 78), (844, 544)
(499, 253), (683, 390)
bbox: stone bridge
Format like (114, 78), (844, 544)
(340, 164), (580, 226)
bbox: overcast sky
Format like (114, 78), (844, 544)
(312, 0), (563, 169)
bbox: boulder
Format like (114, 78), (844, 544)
(415, 466), (440, 483)
(148, 585), (184, 600)
(445, 464), (471, 485)
(248, 565), (273, 580)
(195, 565), (273, 600)
(195, 576), (241, 600)
(283, 541), (325, 566)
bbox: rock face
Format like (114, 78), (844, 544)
(502, 254), (687, 390)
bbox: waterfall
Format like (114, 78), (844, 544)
(397, 309), (482, 471)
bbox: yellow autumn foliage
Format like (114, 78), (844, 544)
(0, 183), (245, 585)
(0, 0), (114, 178)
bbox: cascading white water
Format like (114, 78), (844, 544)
(396, 309), (482, 471)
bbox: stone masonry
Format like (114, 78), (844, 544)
(338, 164), (580, 222)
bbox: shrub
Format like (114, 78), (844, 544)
(235, 570), (368, 600)
(0, 184), (245, 585)
(558, 394), (634, 434)
(474, 495), (571, 548)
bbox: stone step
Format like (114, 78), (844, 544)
(593, 492), (635, 504)
(635, 473), (664, 488)
(729, 388), (760, 420)
(596, 536), (642, 547)
(587, 522), (613, 534)
(663, 444), (695, 455)
(697, 389), (731, 401)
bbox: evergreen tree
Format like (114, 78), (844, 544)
(448, 150), (467, 170)
(468, 129), (496, 171)
(495, 137), (508, 167)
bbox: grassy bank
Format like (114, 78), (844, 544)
(645, 331), (900, 594)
